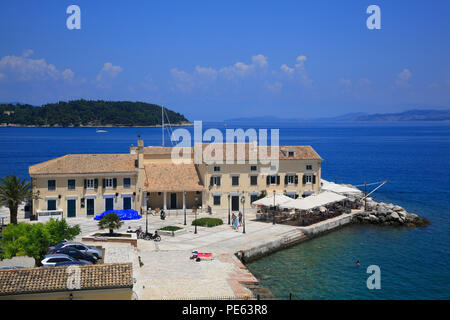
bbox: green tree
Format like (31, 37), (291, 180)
(0, 219), (81, 266)
(0, 223), (50, 266)
(45, 218), (81, 245)
(0, 174), (35, 225)
(98, 212), (123, 235)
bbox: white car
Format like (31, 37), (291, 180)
(41, 254), (92, 267)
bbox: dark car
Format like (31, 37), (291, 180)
(54, 261), (91, 267)
(50, 247), (97, 264)
(48, 240), (68, 253)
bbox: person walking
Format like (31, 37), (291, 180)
(231, 213), (236, 230)
(233, 214), (239, 231)
(238, 211), (243, 226)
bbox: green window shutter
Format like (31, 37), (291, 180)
(303, 175), (306, 185)
(94, 179), (98, 188)
(295, 175), (299, 185)
(113, 178), (117, 188)
(217, 176), (221, 186)
(313, 175), (316, 184)
(210, 176), (213, 186)
(284, 175), (288, 185)
(84, 179), (87, 189)
(266, 176), (270, 185)
(277, 175), (280, 185)
(102, 179), (106, 188)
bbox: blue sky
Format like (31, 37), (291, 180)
(0, 0), (449, 120)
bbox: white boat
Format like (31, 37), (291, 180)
(96, 129), (108, 133)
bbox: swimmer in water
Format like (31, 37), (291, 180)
(356, 260), (360, 266)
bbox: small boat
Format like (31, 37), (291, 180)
(96, 129), (108, 133)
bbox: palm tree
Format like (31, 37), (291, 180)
(0, 175), (34, 225)
(98, 212), (124, 235)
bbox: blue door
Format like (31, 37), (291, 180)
(123, 197), (132, 210)
(105, 198), (114, 211)
(47, 199), (56, 211)
(86, 199), (95, 216)
(67, 199), (76, 217)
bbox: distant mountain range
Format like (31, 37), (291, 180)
(225, 109), (450, 123)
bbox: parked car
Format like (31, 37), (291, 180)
(54, 261), (92, 267)
(41, 254), (92, 267)
(0, 266), (24, 270)
(49, 242), (102, 259)
(47, 240), (68, 253)
(50, 247), (97, 264)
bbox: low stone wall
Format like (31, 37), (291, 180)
(157, 228), (188, 237)
(82, 233), (138, 247)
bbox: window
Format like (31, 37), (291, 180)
(250, 175), (258, 186)
(250, 165), (257, 171)
(268, 175), (278, 185)
(48, 180), (56, 191)
(306, 165), (313, 170)
(213, 195), (221, 206)
(288, 151), (295, 157)
(67, 179), (75, 190)
(250, 194), (258, 203)
(214, 166), (221, 172)
(210, 176), (221, 187)
(287, 175), (296, 185)
(304, 175), (313, 184)
(123, 177), (131, 189)
(86, 179), (95, 189)
(47, 199), (56, 211)
(232, 176), (240, 186)
(105, 178), (113, 189)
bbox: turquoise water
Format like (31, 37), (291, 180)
(0, 122), (449, 299)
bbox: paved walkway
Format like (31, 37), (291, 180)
(70, 211), (300, 299)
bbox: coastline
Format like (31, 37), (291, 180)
(0, 122), (193, 128)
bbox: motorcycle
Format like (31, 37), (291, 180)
(136, 227), (161, 242)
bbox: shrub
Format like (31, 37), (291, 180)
(191, 217), (223, 227)
(159, 226), (183, 232)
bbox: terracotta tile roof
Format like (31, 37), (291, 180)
(0, 263), (133, 296)
(144, 162), (204, 192)
(197, 143), (322, 161)
(29, 154), (137, 175)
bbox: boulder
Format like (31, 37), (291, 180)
(392, 205), (403, 212)
(389, 212), (400, 221)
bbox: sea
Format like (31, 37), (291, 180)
(0, 121), (449, 299)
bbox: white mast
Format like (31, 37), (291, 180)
(162, 105), (164, 147)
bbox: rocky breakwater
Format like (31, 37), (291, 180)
(353, 201), (430, 227)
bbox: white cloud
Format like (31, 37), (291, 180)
(252, 54), (268, 68)
(280, 64), (294, 75)
(339, 78), (352, 88)
(96, 62), (123, 82)
(395, 68), (412, 87)
(0, 54), (74, 82)
(265, 81), (282, 93)
(170, 68), (195, 92)
(22, 49), (34, 58)
(195, 66), (218, 80)
(219, 54), (268, 79)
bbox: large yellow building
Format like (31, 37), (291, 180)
(29, 140), (322, 219)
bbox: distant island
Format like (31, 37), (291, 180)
(225, 109), (450, 123)
(0, 100), (190, 127)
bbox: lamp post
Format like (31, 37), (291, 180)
(194, 196), (198, 234)
(273, 190), (276, 225)
(183, 191), (187, 226)
(241, 195), (246, 234)
(144, 207), (148, 234)
(227, 193), (231, 225)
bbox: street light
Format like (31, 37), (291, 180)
(273, 190), (276, 225)
(227, 193), (231, 225)
(241, 195), (246, 234)
(194, 196), (198, 234)
(183, 191), (187, 226)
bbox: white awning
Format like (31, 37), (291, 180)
(252, 194), (293, 207)
(279, 191), (347, 210)
(321, 179), (362, 195)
